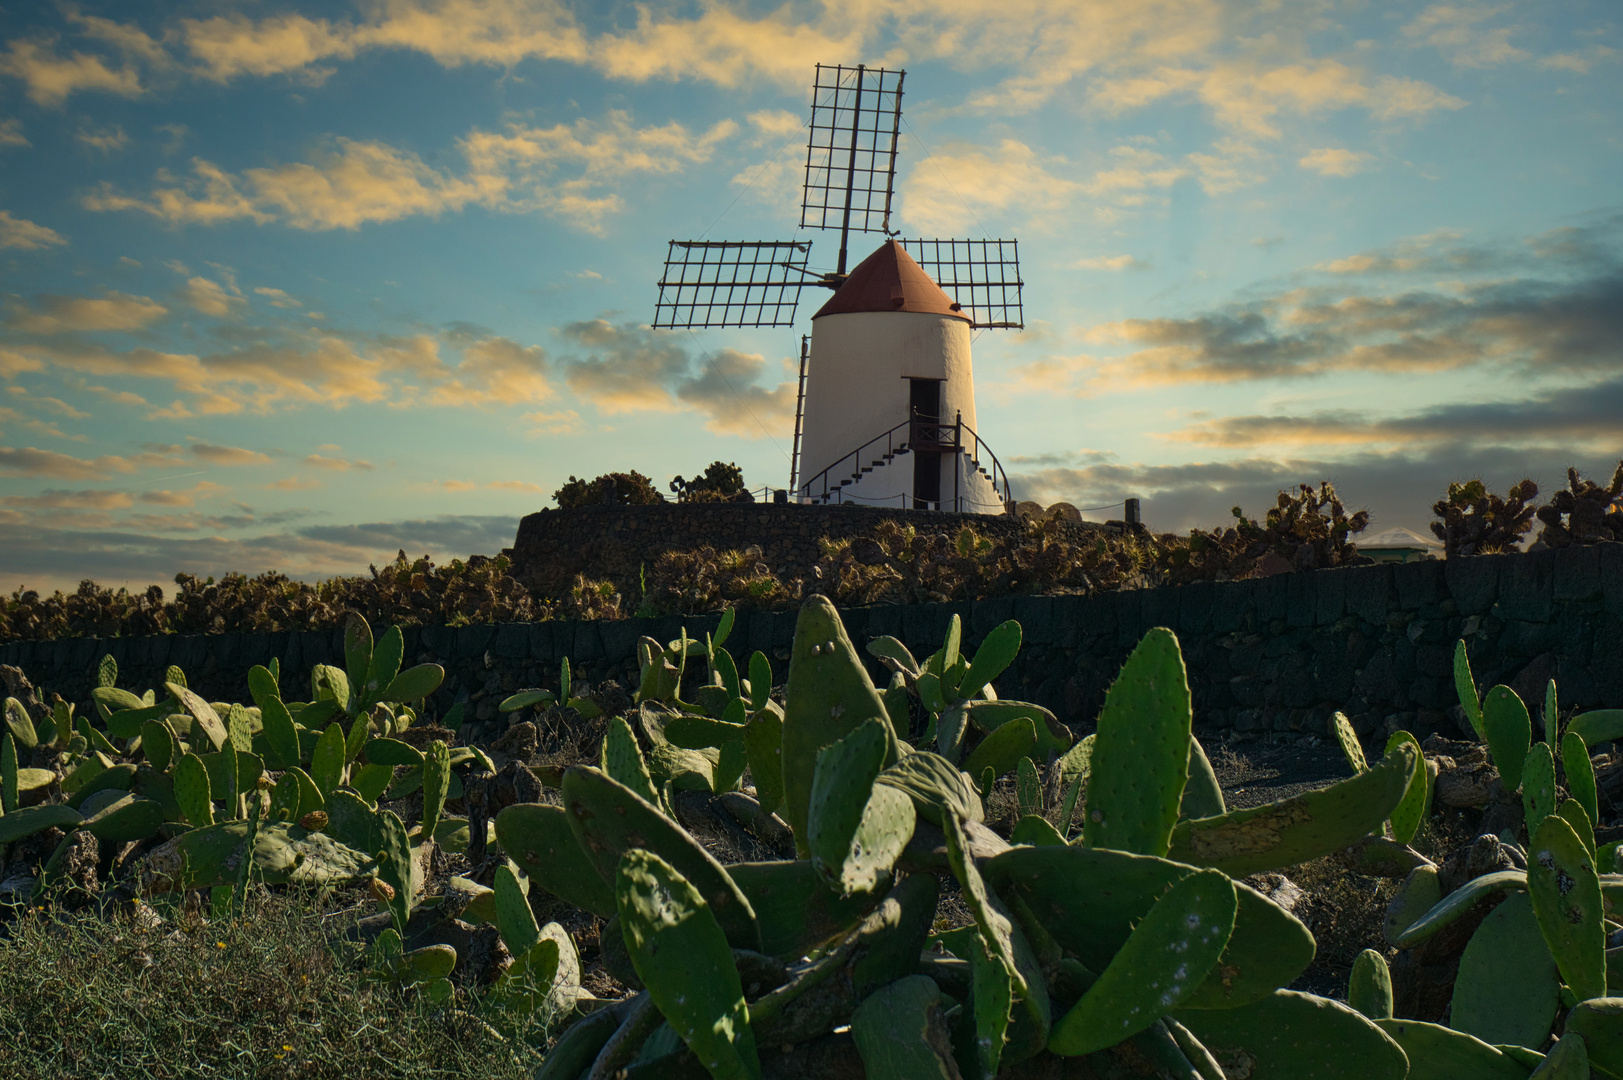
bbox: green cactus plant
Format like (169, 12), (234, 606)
(1083, 627), (1192, 857)
(1449, 891), (1559, 1048)
(1048, 869), (1237, 1056)
(616, 848), (761, 1080)
(1348, 949), (1393, 1020)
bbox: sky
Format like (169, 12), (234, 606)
(0, 0), (1619, 595)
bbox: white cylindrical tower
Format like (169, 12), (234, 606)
(796, 240), (1002, 512)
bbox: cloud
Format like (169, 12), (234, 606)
(488, 480), (546, 493)
(5, 308), (565, 416)
(0, 488), (133, 511)
(0, 210), (68, 250)
(76, 123), (129, 153)
(521, 408), (585, 436)
(1081, 50), (1466, 136)
(303, 453), (374, 471)
(1164, 376), (1623, 455)
(557, 319), (794, 436)
(189, 443), (271, 466)
(174, 3), (857, 89)
(0, 36), (144, 106)
(88, 112), (739, 233)
(0, 512), (520, 595)
(1075, 255), (1149, 271)
(3, 291), (166, 334)
(901, 139), (1080, 234)
(408, 479), (477, 493)
(1403, 3), (1532, 68)
(0, 445), (182, 481)
(1297, 147), (1376, 177)
(676, 349), (797, 437)
(1183, 137), (1267, 195)
(381, 332), (554, 407)
(254, 286), (301, 308)
(0, 118), (29, 148)
(1076, 220), (1623, 391)
(139, 480), (229, 507)
(558, 319), (691, 413)
(265, 476), (322, 491)
(179, 276), (244, 317)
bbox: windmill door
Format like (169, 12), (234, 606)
(909, 378), (943, 509)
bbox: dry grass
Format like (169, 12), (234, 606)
(0, 888), (553, 1080)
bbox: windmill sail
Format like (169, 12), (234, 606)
(652, 240), (812, 329)
(801, 64), (905, 238)
(898, 238), (1025, 329)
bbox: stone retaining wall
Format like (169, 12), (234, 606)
(505, 502), (1112, 602)
(4, 545), (1620, 746)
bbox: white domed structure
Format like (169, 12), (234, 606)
(794, 240), (1008, 513)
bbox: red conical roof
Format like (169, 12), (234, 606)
(812, 239), (970, 322)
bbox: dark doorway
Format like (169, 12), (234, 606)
(909, 378), (941, 421)
(908, 378), (942, 509)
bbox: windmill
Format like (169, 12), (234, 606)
(652, 63), (1023, 513)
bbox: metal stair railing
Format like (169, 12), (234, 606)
(796, 412), (1012, 511)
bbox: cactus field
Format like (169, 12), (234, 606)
(4, 596), (1623, 1078)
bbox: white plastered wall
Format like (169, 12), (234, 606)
(799, 310), (988, 508)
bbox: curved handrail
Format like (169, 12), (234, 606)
(797, 412), (1012, 511)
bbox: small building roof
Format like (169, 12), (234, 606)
(1360, 526), (1442, 551)
(812, 239), (971, 322)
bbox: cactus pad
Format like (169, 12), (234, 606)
(494, 802), (617, 918)
(1049, 868), (1237, 1056)
(984, 844), (1314, 1010)
(1175, 991), (1407, 1080)
(1348, 949), (1392, 1020)
(851, 974), (958, 1079)
(1526, 812), (1606, 1002)
(1450, 891), (1558, 1049)
(1482, 684), (1532, 790)
(564, 766), (760, 950)
(780, 595), (897, 854)
(1168, 738), (1418, 877)
(727, 859), (886, 961)
(1373, 1018), (1532, 1079)
(1083, 627), (1192, 857)
(616, 848), (761, 1080)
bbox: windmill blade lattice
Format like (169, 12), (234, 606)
(801, 64), (905, 241)
(898, 238), (1025, 329)
(652, 240), (813, 329)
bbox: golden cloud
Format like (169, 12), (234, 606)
(87, 111), (740, 233)
(0, 210), (68, 251)
(3, 291), (166, 334)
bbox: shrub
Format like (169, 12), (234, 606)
(552, 471), (665, 509)
(1536, 462), (1623, 548)
(669, 461), (748, 503)
(1430, 477), (1539, 557)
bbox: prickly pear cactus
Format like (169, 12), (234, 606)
(1348, 949), (1392, 1020)
(780, 595), (898, 854)
(851, 974), (958, 1079)
(173, 751), (214, 827)
(1481, 684), (1532, 790)
(1168, 739), (1418, 877)
(616, 848), (761, 1080)
(494, 802), (616, 918)
(1450, 891), (1559, 1048)
(1178, 991), (1407, 1080)
(1526, 812), (1606, 1002)
(561, 766), (759, 948)
(1082, 627), (1192, 857)
(1048, 869), (1237, 1056)
(808, 718), (913, 895)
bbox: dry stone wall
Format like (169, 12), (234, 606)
(5, 545), (1622, 747)
(504, 502), (1111, 602)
